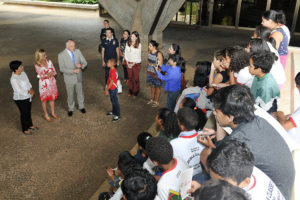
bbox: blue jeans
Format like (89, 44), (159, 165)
(166, 90), (181, 111)
(109, 88), (120, 117)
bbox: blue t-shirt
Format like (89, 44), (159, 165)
(101, 37), (119, 63)
(156, 65), (181, 92)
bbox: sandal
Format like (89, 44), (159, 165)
(147, 99), (154, 104)
(43, 115), (53, 122)
(52, 114), (59, 120)
(29, 126), (39, 131)
(23, 130), (33, 135)
(152, 101), (159, 107)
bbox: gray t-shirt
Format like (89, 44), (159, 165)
(226, 116), (294, 200)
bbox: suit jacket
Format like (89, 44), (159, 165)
(58, 49), (87, 84)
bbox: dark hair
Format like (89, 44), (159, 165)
(194, 179), (249, 200)
(177, 107), (199, 131)
(137, 132), (152, 150)
(118, 151), (137, 176)
(9, 60), (22, 72)
(249, 39), (278, 61)
(181, 98), (207, 130)
(104, 19), (109, 23)
(107, 58), (117, 68)
(149, 40), (159, 49)
(263, 10), (286, 24)
(194, 61), (211, 87)
(146, 137), (173, 164)
(123, 30), (131, 35)
(157, 108), (181, 138)
(214, 49), (226, 61)
(105, 27), (113, 33)
(295, 72), (300, 85)
(212, 85), (255, 124)
(128, 31), (141, 48)
(170, 43), (181, 56)
(207, 140), (254, 184)
(121, 168), (157, 200)
(250, 51), (275, 73)
(255, 25), (271, 41)
(169, 54), (186, 73)
(226, 46), (250, 73)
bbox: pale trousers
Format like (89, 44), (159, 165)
(65, 82), (85, 111)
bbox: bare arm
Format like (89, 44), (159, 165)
(271, 31), (283, 50)
(207, 73), (223, 96)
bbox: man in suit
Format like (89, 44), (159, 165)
(58, 39), (87, 116)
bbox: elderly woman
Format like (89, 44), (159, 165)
(35, 49), (59, 122)
(10, 60), (38, 135)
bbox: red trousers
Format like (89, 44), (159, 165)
(127, 63), (140, 96)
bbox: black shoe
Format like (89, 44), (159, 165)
(80, 108), (86, 114)
(106, 111), (113, 116)
(112, 116), (120, 122)
(68, 111), (73, 117)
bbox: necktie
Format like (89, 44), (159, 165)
(71, 51), (76, 67)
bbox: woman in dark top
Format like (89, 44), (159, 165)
(119, 30), (130, 83)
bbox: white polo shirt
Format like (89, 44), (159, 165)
(155, 158), (189, 200)
(244, 167), (285, 200)
(170, 130), (205, 176)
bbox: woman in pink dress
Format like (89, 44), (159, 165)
(35, 49), (59, 122)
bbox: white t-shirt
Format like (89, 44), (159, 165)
(143, 157), (156, 175)
(244, 167), (285, 200)
(267, 42), (286, 86)
(286, 107), (300, 150)
(155, 158), (189, 200)
(170, 130), (205, 176)
(234, 67), (254, 88)
(124, 43), (141, 63)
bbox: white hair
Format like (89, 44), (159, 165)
(65, 39), (75, 47)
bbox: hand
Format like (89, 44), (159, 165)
(47, 71), (54, 77)
(187, 181), (201, 193)
(28, 88), (35, 97)
(154, 66), (158, 71)
(106, 168), (115, 178)
(102, 61), (106, 67)
(198, 128), (216, 148)
(117, 60), (120, 66)
(76, 63), (82, 69)
(105, 89), (109, 96)
(73, 69), (80, 74)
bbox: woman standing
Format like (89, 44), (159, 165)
(10, 60), (37, 135)
(35, 49), (59, 122)
(262, 10), (290, 68)
(119, 30), (130, 83)
(124, 31), (142, 99)
(146, 40), (163, 107)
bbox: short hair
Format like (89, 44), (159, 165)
(255, 25), (271, 41)
(177, 107), (199, 131)
(250, 51), (275, 73)
(149, 40), (159, 49)
(105, 27), (113, 33)
(121, 168), (157, 200)
(104, 19), (109, 23)
(226, 46), (250, 73)
(194, 179), (249, 200)
(117, 151), (137, 176)
(263, 10), (286, 24)
(207, 140), (254, 184)
(146, 137), (173, 165)
(181, 98), (207, 130)
(9, 60), (22, 72)
(212, 84), (255, 124)
(137, 132), (152, 150)
(107, 57), (117, 64)
(194, 61), (211, 87)
(123, 30), (130, 35)
(65, 39), (75, 47)
(157, 108), (181, 138)
(295, 72), (300, 85)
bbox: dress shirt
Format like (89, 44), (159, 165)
(124, 43), (141, 63)
(10, 72), (32, 101)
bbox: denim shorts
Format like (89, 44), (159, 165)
(146, 74), (163, 87)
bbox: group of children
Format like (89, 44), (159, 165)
(98, 9), (300, 200)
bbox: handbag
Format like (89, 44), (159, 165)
(113, 79), (122, 94)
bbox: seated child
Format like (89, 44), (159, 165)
(146, 137), (189, 200)
(134, 132), (152, 165)
(249, 51), (280, 114)
(155, 108), (181, 141)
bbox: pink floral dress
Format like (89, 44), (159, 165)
(35, 60), (58, 102)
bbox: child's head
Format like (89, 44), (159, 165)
(249, 51), (275, 76)
(123, 30), (130, 39)
(146, 137), (173, 166)
(248, 38), (270, 54)
(296, 72), (300, 92)
(180, 98), (207, 130)
(194, 61), (211, 87)
(226, 46), (250, 73)
(253, 25), (271, 41)
(121, 168), (157, 200)
(137, 132), (152, 152)
(107, 58), (117, 68)
(177, 107), (199, 131)
(168, 54), (180, 66)
(117, 151), (137, 177)
(213, 49), (226, 69)
(207, 139), (254, 188)
(194, 179), (249, 200)
(156, 108), (181, 138)
(148, 40), (159, 51)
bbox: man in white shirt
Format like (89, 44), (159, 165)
(171, 108), (206, 182)
(146, 137), (189, 200)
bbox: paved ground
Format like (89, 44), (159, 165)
(0, 3), (299, 200)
